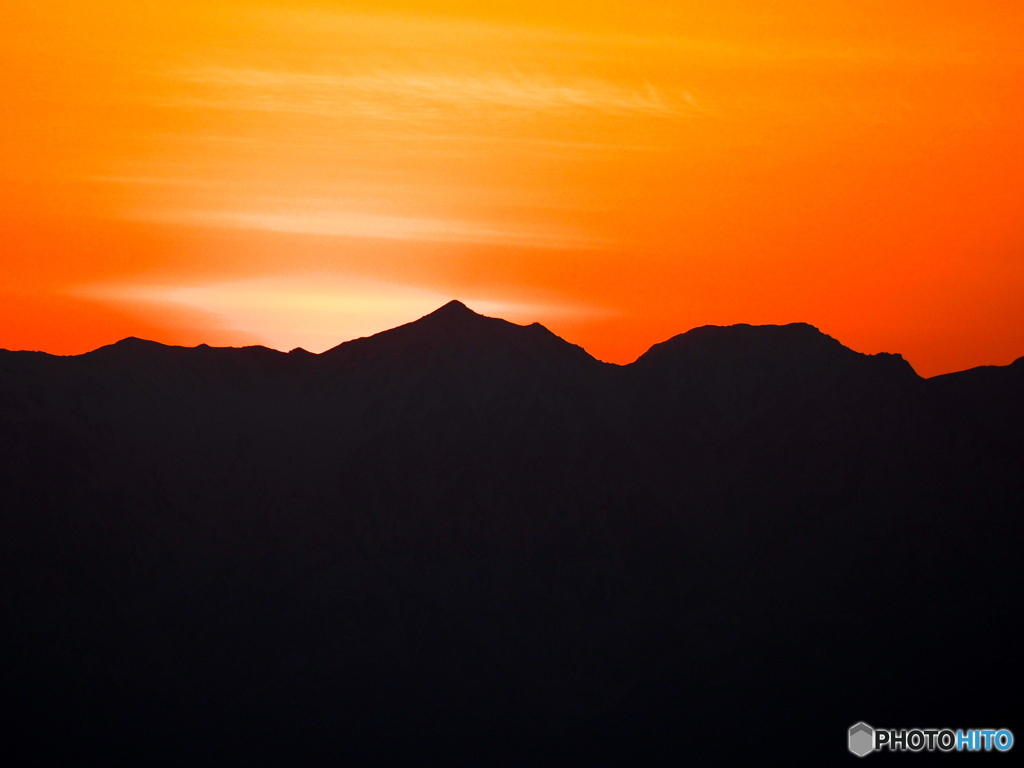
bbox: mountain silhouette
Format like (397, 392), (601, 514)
(1, 304), (1020, 765)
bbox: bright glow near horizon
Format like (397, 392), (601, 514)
(78, 274), (605, 352)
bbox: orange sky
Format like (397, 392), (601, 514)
(3, 1), (1023, 375)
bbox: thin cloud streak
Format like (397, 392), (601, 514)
(137, 208), (610, 250)
(167, 66), (692, 119)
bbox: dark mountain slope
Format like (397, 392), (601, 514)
(929, 356), (1024, 457)
(584, 327), (1023, 763)
(1, 306), (1020, 765)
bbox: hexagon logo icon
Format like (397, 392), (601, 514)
(849, 722), (875, 757)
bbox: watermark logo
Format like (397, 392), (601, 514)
(849, 723), (875, 757)
(848, 723), (1014, 756)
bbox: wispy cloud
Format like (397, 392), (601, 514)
(167, 66), (693, 120)
(103, 7), (704, 253)
(138, 207), (608, 250)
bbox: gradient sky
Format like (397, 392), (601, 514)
(3, 1), (1023, 375)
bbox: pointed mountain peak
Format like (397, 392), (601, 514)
(321, 300), (599, 368)
(431, 299), (474, 315)
(415, 299), (492, 328)
(322, 300), (515, 355)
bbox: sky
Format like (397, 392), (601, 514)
(2, 1), (1023, 375)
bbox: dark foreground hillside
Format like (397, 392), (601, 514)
(2, 302), (1021, 764)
